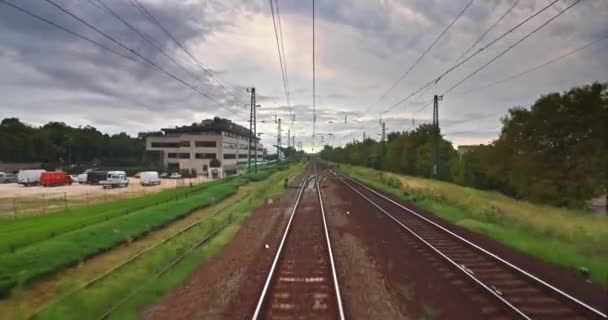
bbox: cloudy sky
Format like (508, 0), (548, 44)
(1, 0), (607, 151)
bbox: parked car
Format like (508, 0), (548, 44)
(40, 171), (72, 187)
(76, 173), (88, 183)
(100, 171), (129, 188)
(159, 172), (168, 178)
(169, 172), (182, 179)
(87, 170), (109, 185)
(140, 171), (161, 186)
(17, 169), (46, 186)
(0, 172), (17, 183)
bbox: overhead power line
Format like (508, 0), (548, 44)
(90, 0), (244, 105)
(381, 0), (563, 115)
(455, 34), (608, 95)
(312, 0), (316, 152)
(0, 0), (137, 63)
(12, 0), (246, 120)
(411, 0), (582, 117)
(454, 0), (521, 63)
(442, 0), (582, 95)
(275, 0), (293, 125)
(88, 0), (205, 89)
(269, 0), (292, 126)
(364, 0), (475, 114)
(129, 0), (245, 100)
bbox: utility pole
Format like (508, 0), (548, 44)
(432, 94), (442, 178)
(381, 122), (387, 168)
(381, 122), (386, 143)
(287, 129), (291, 148)
(363, 132), (366, 141)
(247, 87), (255, 172)
(277, 118), (282, 160)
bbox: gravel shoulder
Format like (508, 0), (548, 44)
(142, 176), (306, 320)
(323, 179), (408, 319)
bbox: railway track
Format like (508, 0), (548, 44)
(336, 172), (606, 320)
(252, 163), (345, 320)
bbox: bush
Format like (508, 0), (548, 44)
(179, 169), (191, 178)
(210, 158), (221, 168)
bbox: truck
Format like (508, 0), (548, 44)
(100, 171), (129, 188)
(40, 171), (72, 187)
(17, 169), (46, 186)
(87, 170), (108, 185)
(140, 171), (161, 186)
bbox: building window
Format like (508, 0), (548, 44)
(223, 154), (236, 159)
(202, 164), (208, 172)
(195, 141), (216, 147)
(168, 153), (190, 159)
(238, 154), (248, 159)
(151, 142), (179, 148)
(195, 153), (216, 159)
(223, 143), (237, 149)
(180, 141), (190, 147)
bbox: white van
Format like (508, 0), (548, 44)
(17, 169), (46, 186)
(140, 171), (161, 186)
(100, 171), (129, 188)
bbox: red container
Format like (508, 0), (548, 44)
(40, 171), (72, 187)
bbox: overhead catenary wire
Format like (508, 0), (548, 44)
(312, 0), (316, 152)
(34, 0), (247, 121)
(453, 0), (521, 63)
(380, 0), (564, 116)
(88, 0), (215, 94)
(411, 0), (582, 119)
(0, 0), (138, 64)
(129, 0), (246, 100)
(442, 0), (582, 95)
(275, 0), (294, 129)
(454, 33), (608, 95)
(364, 0), (475, 115)
(269, 0), (293, 128)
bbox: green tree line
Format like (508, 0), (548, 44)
(0, 118), (146, 168)
(321, 82), (608, 208)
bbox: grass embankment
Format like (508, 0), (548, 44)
(339, 164), (608, 286)
(33, 162), (303, 320)
(0, 178), (232, 254)
(0, 164), (292, 297)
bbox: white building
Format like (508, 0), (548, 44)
(145, 117), (264, 176)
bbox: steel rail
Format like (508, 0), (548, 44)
(98, 167), (313, 320)
(251, 166), (311, 319)
(317, 172), (346, 319)
(339, 177), (529, 319)
(338, 172), (607, 319)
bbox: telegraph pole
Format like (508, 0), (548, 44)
(276, 118), (282, 160)
(247, 88), (254, 172)
(432, 94), (442, 178)
(253, 100), (259, 172)
(287, 129), (291, 148)
(363, 132), (366, 141)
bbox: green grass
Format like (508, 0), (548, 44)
(338, 164), (608, 286)
(33, 162), (303, 320)
(0, 178), (235, 254)
(0, 165), (292, 297)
